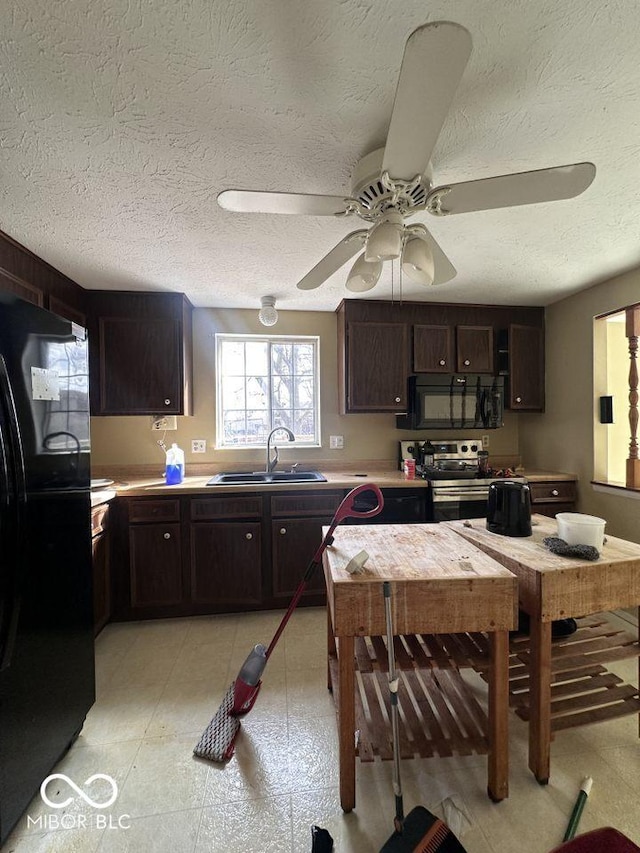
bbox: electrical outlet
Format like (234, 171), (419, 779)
(482, 434), (490, 449)
(150, 416), (177, 431)
(191, 439), (206, 453)
(329, 435), (344, 449)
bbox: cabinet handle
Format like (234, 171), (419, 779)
(279, 527), (287, 535)
(164, 399), (171, 406)
(551, 489), (559, 497)
(395, 396), (401, 403)
(163, 532), (171, 539)
(515, 396), (522, 403)
(463, 359), (470, 367)
(245, 532), (253, 540)
(439, 359), (446, 366)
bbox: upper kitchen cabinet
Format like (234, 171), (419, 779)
(88, 291), (193, 416)
(0, 230), (87, 322)
(414, 323), (493, 373)
(338, 299), (544, 415)
(502, 323), (545, 411)
(339, 313), (409, 413)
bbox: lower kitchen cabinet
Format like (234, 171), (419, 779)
(91, 503), (111, 636)
(191, 522), (262, 609)
(129, 522), (183, 609)
(270, 492), (343, 605)
(190, 495), (263, 611)
(529, 479), (576, 517)
(113, 489), (343, 620)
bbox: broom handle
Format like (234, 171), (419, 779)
(384, 581), (404, 827)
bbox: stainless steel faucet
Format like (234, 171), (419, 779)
(265, 427), (295, 473)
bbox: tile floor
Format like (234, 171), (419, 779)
(2, 608), (639, 853)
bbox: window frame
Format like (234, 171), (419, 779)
(215, 333), (321, 450)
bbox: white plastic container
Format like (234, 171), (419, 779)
(165, 442), (185, 485)
(556, 512), (606, 548)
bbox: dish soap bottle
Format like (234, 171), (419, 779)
(165, 442), (185, 485)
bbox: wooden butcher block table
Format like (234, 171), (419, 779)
(322, 523), (517, 812)
(448, 514), (640, 785)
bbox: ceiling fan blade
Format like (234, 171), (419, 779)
(382, 21), (472, 181)
(217, 190), (349, 216)
(426, 162), (596, 216)
(408, 225), (457, 285)
(296, 230), (368, 290)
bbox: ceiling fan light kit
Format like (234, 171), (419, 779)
(346, 253), (383, 292)
(218, 20), (596, 297)
(401, 232), (435, 286)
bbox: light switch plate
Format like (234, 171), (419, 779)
(192, 439), (206, 453)
(482, 435), (490, 449)
(329, 435), (344, 449)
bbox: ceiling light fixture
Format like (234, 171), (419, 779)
(401, 231), (435, 286)
(364, 212), (404, 262)
(345, 253), (383, 292)
(258, 295), (278, 327)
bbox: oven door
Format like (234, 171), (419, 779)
(430, 485), (489, 522)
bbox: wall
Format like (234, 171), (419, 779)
(519, 267), (640, 541)
(90, 307), (521, 469)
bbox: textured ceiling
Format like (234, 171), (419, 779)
(1, 0), (640, 311)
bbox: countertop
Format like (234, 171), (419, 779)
(93, 466), (577, 498)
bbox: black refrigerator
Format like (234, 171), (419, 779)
(0, 293), (95, 844)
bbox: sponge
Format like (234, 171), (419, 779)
(543, 537), (600, 561)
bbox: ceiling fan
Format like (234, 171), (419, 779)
(218, 21), (596, 293)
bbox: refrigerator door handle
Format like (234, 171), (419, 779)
(0, 354), (27, 670)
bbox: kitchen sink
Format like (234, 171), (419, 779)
(206, 471), (327, 486)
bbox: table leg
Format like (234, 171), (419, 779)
(338, 634), (355, 812)
(528, 617), (552, 784)
(487, 629), (509, 801)
(327, 606), (336, 692)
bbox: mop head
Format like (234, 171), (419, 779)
(193, 683), (241, 761)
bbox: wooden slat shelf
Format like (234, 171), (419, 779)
(329, 633), (490, 763)
(464, 615), (640, 733)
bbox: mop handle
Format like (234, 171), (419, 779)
(265, 484), (384, 660)
(384, 581), (404, 827)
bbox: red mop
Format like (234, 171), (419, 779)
(194, 482), (384, 761)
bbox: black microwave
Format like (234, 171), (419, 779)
(396, 374), (504, 430)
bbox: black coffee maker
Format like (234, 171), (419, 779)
(486, 481), (532, 537)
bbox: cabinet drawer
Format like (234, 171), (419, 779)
(191, 496), (263, 520)
(128, 499), (181, 523)
(530, 481), (576, 504)
(270, 491), (343, 517)
(91, 504), (110, 537)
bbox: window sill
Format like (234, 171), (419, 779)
(591, 480), (640, 499)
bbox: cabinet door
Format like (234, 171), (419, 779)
(98, 317), (183, 414)
(346, 321), (408, 411)
(508, 324), (544, 410)
(271, 517), (328, 602)
(413, 325), (454, 373)
(92, 531), (110, 636)
(190, 522), (262, 608)
(456, 326), (494, 373)
(129, 522), (183, 608)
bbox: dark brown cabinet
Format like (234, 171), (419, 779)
(529, 480), (576, 517)
(91, 503), (111, 636)
(88, 291), (193, 416)
(505, 324), (545, 411)
(270, 492), (343, 604)
(413, 324), (453, 373)
(190, 496), (263, 610)
(341, 320), (409, 412)
(127, 499), (184, 614)
(456, 326), (494, 373)
(338, 299), (544, 415)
